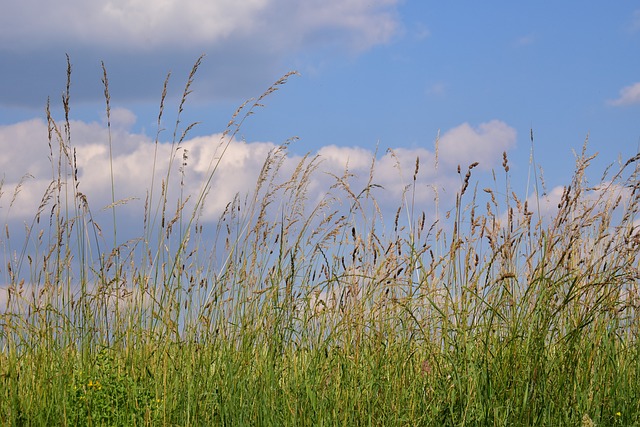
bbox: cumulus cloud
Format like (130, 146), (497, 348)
(438, 120), (517, 171)
(1, 116), (515, 226)
(107, 107), (137, 130)
(497, 178), (638, 236)
(316, 145), (373, 171)
(608, 82), (640, 107)
(0, 115), (280, 222)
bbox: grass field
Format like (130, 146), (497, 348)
(1, 58), (639, 426)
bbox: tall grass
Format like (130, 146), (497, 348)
(1, 58), (639, 426)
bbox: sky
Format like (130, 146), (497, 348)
(1, 1), (640, 234)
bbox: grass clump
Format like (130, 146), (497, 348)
(1, 57), (639, 426)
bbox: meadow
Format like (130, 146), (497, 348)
(1, 58), (639, 426)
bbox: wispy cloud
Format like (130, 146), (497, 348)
(607, 82), (640, 106)
(412, 22), (431, 41)
(628, 9), (640, 33)
(513, 34), (536, 47)
(427, 82), (446, 97)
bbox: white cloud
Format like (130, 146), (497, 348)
(438, 120), (517, 171)
(608, 82), (640, 106)
(0, 1), (266, 49)
(504, 180), (637, 234)
(0, 119), (52, 180)
(106, 107), (137, 130)
(0, 0), (399, 52)
(1, 117), (515, 228)
(316, 145), (373, 171)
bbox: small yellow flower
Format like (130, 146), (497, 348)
(616, 412), (622, 417)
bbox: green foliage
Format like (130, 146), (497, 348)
(67, 350), (159, 426)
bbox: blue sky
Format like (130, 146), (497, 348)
(1, 1), (639, 227)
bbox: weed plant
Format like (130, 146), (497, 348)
(1, 57), (639, 426)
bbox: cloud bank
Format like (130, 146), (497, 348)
(0, 114), (517, 226)
(1, 0), (398, 51)
(0, 0), (401, 107)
